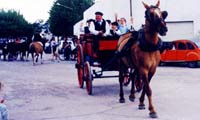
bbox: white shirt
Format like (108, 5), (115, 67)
(89, 19), (110, 35)
(105, 29), (122, 36)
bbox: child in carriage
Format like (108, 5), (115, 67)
(105, 21), (122, 37)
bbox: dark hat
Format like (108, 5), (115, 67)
(87, 19), (94, 23)
(95, 11), (103, 16)
(106, 19), (111, 24)
(111, 22), (118, 26)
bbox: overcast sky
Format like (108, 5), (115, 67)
(0, 0), (55, 23)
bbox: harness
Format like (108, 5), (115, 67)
(138, 29), (162, 52)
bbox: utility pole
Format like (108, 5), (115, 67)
(130, 0), (134, 31)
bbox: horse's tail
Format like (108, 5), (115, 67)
(29, 43), (35, 53)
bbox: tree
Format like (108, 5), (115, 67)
(49, 0), (94, 36)
(0, 9), (33, 38)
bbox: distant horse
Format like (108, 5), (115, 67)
(117, 0), (168, 118)
(28, 42), (44, 65)
(14, 38), (31, 61)
(0, 40), (7, 61)
(1, 38), (31, 61)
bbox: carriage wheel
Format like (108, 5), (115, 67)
(84, 61), (93, 95)
(76, 44), (84, 88)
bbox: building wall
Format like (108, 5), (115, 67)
(74, 0), (200, 41)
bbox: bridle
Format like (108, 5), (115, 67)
(144, 6), (168, 36)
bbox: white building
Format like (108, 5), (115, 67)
(74, 0), (200, 41)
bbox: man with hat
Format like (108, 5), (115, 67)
(88, 11), (110, 55)
(89, 11), (109, 36)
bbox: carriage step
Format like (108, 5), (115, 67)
(93, 75), (119, 78)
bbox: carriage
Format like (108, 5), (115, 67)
(75, 33), (123, 95)
(75, 0), (168, 118)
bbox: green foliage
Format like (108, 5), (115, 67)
(0, 9), (34, 38)
(49, 0), (94, 36)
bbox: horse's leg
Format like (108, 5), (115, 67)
(129, 69), (136, 102)
(22, 51), (26, 61)
(35, 53), (39, 63)
(146, 72), (157, 118)
(139, 70), (157, 118)
(31, 53), (35, 65)
(40, 52), (43, 64)
(3, 52), (6, 61)
(26, 51), (29, 61)
(123, 68), (130, 86)
(135, 73), (143, 92)
(139, 87), (146, 110)
(20, 52), (24, 61)
(138, 71), (147, 110)
(119, 60), (125, 103)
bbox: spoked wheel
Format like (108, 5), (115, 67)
(84, 61), (93, 95)
(76, 44), (84, 88)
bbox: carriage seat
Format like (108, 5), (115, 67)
(98, 36), (120, 51)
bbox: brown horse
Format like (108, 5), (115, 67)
(118, 0), (168, 118)
(28, 42), (44, 65)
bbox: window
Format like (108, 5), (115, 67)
(187, 42), (195, 50)
(177, 43), (186, 50)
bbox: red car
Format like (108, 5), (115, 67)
(160, 39), (200, 68)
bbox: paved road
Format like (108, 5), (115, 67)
(0, 54), (200, 120)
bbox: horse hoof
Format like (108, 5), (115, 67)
(119, 98), (125, 103)
(138, 104), (145, 110)
(149, 112), (158, 118)
(129, 95), (135, 102)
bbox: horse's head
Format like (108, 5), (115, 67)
(143, 0), (168, 36)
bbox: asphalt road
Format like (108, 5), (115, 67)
(0, 54), (200, 120)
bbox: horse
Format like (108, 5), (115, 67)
(117, 0), (168, 118)
(13, 37), (31, 61)
(0, 39), (7, 61)
(28, 41), (44, 65)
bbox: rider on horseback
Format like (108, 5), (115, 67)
(32, 31), (45, 47)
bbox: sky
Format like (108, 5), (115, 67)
(0, 0), (55, 23)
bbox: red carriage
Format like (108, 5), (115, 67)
(75, 34), (121, 95)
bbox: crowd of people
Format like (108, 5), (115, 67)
(80, 11), (134, 37)
(44, 35), (77, 62)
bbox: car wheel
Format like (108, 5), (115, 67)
(188, 61), (198, 68)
